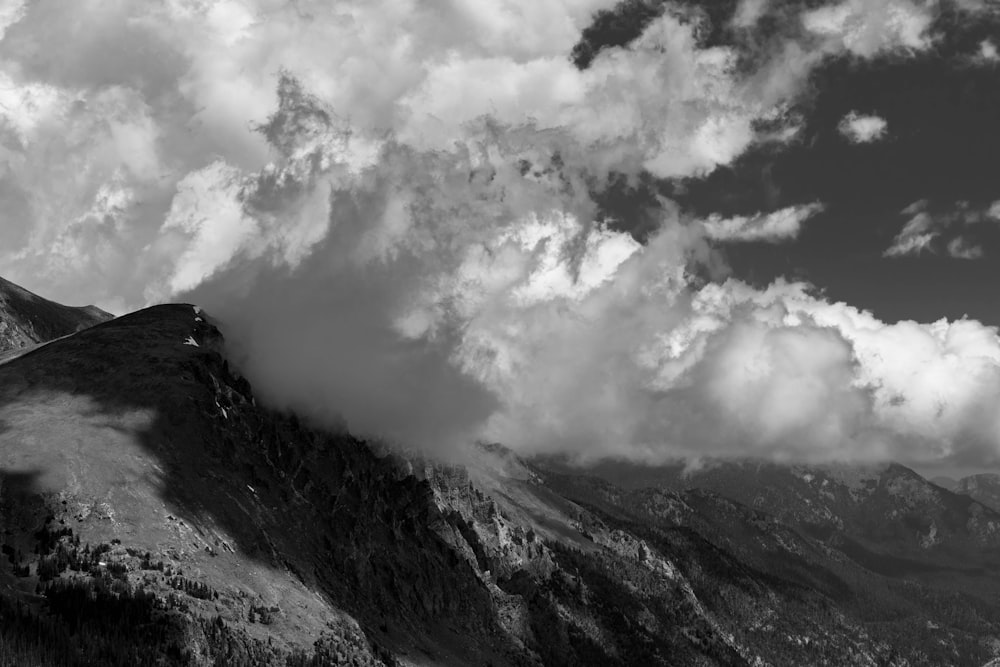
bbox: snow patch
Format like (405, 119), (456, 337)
(183, 336), (200, 347)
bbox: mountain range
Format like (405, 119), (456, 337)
(3, 277), (1000, 665)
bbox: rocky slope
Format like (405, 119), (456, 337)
(0, 275), (111, 359)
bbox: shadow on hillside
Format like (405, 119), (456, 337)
(0, 468), (45, 518)
(0, 304), (512, 665)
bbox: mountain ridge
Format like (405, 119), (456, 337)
(2, 278), (1000, 664)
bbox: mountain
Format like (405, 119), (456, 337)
(1, 286), (1000, 664)
(0, 304), (516, 665)
(542, 458), (1000, 574)
(0, 275), (112, 360)
(955, 474), (1000, 514)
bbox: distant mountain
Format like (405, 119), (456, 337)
(2, 295), (1000, 663)
(0, 275), (111, 358)
(539, 458), (1000, 572)
(932, 476), (959, 492)
(955, 474), (1000, 514)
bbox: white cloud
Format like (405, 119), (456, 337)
(947, 237), (983, 260)
(838, 111), (888, 143)
(802, 0), (935, 57)
(0, 0), (811, 306)
(978, 39), (999, 62)
(884, 210), (937, 257)
(885, 199), (1000, 259)
(703, 203), (824, 243)
(732, 0), (770, 29)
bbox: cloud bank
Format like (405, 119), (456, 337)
(4, 0), (1000, 468)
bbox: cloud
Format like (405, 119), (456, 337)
(884, 199), (1000, 259)
(801, 0), (935, 57)
(978, 39), (999, 62)
(2, 0), (1000, 469)
(0, 0), (822, 309)
(732, 0), (770, 29)
(946, 237), (983, 260)
(838, 111), (889, 143)
(702, 203), (824, 243)
(884, 208), (938, 257)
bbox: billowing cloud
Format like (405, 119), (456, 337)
(0, 0), (824, 310)
(838, 111), (889, 143)
(703, 203), (824, 243)
(2, 0), (1000, 470)
(801, 0), (935, 57)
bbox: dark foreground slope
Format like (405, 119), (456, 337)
(2, 304), (1000, 665)
(0, 275), (111, 359)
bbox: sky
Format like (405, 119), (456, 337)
(1, 0), (1000, 474)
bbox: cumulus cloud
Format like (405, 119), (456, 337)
(702, 203), (824, 243)
(801, 0), (935, 57)
(3, 0), (1000, 469)
(0, 0), (823, 310)
(838, 111), (889, 143)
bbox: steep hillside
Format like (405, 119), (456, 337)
(0, 275), (111, 359)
